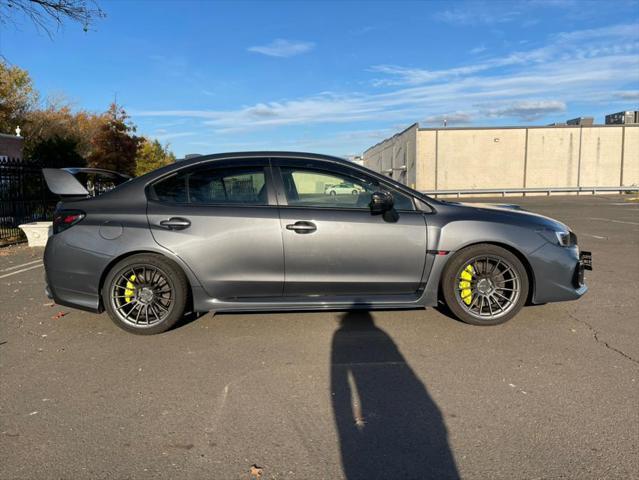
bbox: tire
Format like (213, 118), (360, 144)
(352, 190), (358, 195)
(102, 253), (188, 334)
(329, 190), (336, 196)
(441, 244), (529, 326)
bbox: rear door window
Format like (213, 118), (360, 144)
(152, 166), (268, 205)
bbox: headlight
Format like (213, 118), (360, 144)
(538, 229), (577, 247)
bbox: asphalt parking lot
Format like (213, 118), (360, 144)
(1, 194), (638, 480)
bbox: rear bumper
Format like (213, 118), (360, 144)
(44, 235), (105, 313)
(529, 243), (589, 304)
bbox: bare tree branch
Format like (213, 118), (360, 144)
(0, 0), (105, 36)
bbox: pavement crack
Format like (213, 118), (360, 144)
(568, 313), (638, 365)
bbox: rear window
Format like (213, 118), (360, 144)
(75, 171), (130, 197)
(152, 166), (267, 205)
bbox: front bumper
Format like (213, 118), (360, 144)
(528, 244), (589, 304)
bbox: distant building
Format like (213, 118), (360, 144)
(0, 133), (23, 160)
(605, 111), (639, 125)
(344, 155), (364, 166)
(176, 153), (202, 162)
(362, 122), (639, 193)
(566, 117), (594, 126)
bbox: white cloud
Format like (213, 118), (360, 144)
(370, 23), (638, 88)
(433, 0), (588, 26)
(151, 131), (197, 142)
(423, 112), (473, 126)
(615, 90), (639, 100)
(247, 39), (315, 57)
(434, 7), (522, 26)
(469, 45), (487, 55)
(134, 23), (639, 132)
(482, 100), (566, 120)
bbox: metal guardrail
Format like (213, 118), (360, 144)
(420, 186), (639, 198)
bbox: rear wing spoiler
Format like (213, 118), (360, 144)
(43, 168), (131, 197)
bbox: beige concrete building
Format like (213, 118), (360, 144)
(363, 123), (639, 194)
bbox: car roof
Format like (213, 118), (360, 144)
(173, 151), (356, 169)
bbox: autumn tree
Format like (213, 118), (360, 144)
(23, 98), (107, 166)
(0, 60), (38, 134)
(136, 138), (176, 176)
(29, 136), (85, 167)
(0, 0), (105, 35)
(87, 103), (140, 176)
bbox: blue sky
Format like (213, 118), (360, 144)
(3, 0), (639, 157)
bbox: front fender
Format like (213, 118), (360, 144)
(432, 220), (546, 255)
(419, 220), (546, 307)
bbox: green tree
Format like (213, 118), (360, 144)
(87, 103), (140, 176)
(0, 60), (38, 134)
(136, 138), (176, 176)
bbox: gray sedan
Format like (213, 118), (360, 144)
(43, 152), (591, 334)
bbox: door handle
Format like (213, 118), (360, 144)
(286, 221), (317, 234)
(159, 217), (191, 230)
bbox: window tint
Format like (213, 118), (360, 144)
(153, 166), (267, 205)
(280, 167), (414, 210)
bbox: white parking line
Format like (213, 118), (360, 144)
(0, 263), (43, 279)
(0, 259), (43, 273)
(588, 217), (639, 226)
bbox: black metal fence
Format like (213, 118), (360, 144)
(0, 157), (58, 245)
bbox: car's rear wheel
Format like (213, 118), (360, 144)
(441, 244), (529, 326)
(102, 254), (188, 334)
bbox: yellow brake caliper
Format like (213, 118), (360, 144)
(459, 265), (474, 305)
(124, 274), (137, 303)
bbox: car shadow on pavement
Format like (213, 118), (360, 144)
(331, 311), (459, 480)
(172, 309), (207, 331)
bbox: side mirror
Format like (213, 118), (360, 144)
(369, 191), (394, 214)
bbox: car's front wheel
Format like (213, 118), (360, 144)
(441, 244), (529, 326)
(102, 254), (188, 334)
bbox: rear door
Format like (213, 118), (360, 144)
(272, 158), (427, 297)
(146, 158), (284, 299)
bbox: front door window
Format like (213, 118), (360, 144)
(280, 167), (414, 210)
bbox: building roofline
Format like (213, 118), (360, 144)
(0, 133), (22, 139)
(362, 122), (419, 154)
(362, 122), (638, 156)
(417, 123), (638, 131)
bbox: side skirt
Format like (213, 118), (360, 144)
(191, 287), (428, 314)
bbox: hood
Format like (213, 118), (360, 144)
(448, 201), (524, 211)
(440, 200), (570, 231)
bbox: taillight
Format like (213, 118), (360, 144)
(53, 210), (85, 234)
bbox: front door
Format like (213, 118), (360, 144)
(273, 160), (427, 297)
(146, 159), (284, 299)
